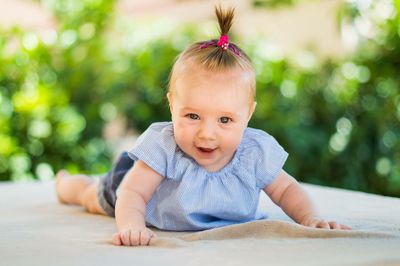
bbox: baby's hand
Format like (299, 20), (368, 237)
(112, 227), (156, 246)
(300, 215), (352, 230)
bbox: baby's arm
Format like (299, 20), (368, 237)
(263, 170), (351, 230)
(112, 160), (164, 246)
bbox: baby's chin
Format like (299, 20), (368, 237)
(195, 154), (237, 173)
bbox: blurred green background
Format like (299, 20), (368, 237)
(0, 0), (399, 197)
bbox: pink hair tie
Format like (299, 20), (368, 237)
(199, 35), (241, 57)
(217, 35), (229, 50)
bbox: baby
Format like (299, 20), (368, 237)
(55, 6), (351, 247)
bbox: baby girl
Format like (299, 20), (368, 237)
(55, 6), (351, 247)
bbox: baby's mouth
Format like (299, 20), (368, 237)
(197, 147), (216, 153)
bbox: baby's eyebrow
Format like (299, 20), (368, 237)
(179, 107), (241, 118)
(221, 111), (239, 117)
(180, 107), (196, 113)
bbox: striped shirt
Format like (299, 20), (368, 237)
(128, 122), (288, 231)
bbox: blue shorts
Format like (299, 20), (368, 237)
(97, 152), (134, 217)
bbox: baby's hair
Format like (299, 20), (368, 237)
(168, 5), (256, 101)
(216, 5), (234, 36)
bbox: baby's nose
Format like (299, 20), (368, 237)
(197, 121), (217, 140)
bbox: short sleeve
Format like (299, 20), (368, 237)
(249, 130), (288, 188)
(128, 122), (177, 179)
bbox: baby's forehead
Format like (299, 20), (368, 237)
(188, 63), (250, 79)
(175, 65), (253, 89)
(169, 60), (256, 104)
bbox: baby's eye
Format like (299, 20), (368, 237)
(219, 117), (232, 124)
(187, 113), (200, 120)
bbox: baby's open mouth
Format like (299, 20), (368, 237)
(197, 147), (216, 153)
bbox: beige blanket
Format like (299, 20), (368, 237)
(1, 181), (399, 265)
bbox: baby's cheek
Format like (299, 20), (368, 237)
(175, 131), (191, 151)
(222, 134), (239, 148)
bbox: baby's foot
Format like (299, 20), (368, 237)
(55, 170), (70, 204)
(54, 170), (93, 205)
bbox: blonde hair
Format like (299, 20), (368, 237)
(168, 6), (256, 100)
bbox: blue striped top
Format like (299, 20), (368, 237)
(128, 122), (288, 231)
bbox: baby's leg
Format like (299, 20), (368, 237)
(55, 170), (106, 215)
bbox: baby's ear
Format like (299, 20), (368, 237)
(166, 92), (174, 111)
(248, 101), (257, 121)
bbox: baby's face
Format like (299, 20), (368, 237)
(168, 66), (256, 172)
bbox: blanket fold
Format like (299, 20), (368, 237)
(150, 220), (396, 247)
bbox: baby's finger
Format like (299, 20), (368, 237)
(139, 230), (151, 246)
(121, 230), (132, 246)
(112, 233), (122, 246)
(302, 220), (317, 228)
(130, 230), (140, 246)
(315, 220), (330, 229)
(339, 224), (352, 230)
(328, 221), (339, 229)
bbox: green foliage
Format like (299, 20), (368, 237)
(0, 0), (116, 181)
(249, 0), (400, 196)
(0, 0), (399, 197)
(0, 0), (194, 181)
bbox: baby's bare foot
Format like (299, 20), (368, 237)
(54, 170), (93, 205)
(55, 170), (70, 204)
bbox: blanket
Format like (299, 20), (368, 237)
(1, 181), (399, 266)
